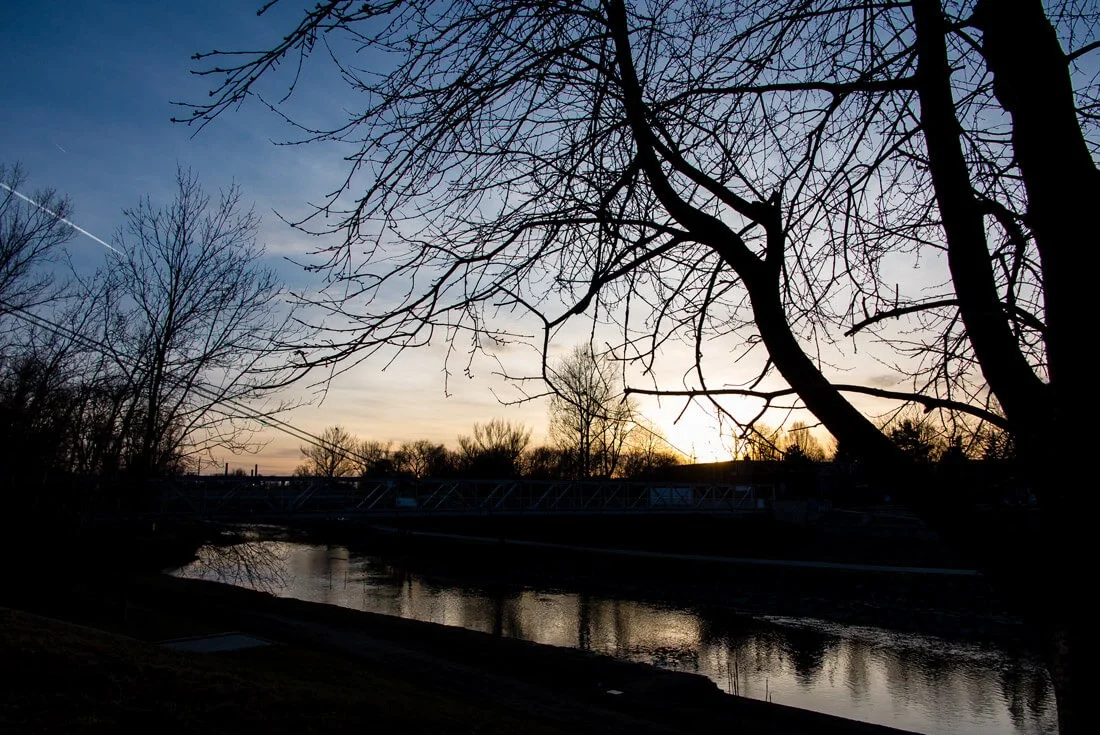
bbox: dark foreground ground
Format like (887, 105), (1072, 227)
(3, 565), (919, 735)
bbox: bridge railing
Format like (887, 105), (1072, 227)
(154, 475), (773, 519)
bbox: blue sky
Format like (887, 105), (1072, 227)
(1, 1), (746, 472)
(1, 1), (341, 267)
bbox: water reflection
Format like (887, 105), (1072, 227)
(174, 542), (1055, 735)
(182, 538), (289, 592)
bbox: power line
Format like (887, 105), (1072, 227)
(2, 187), (366, 464)
(0, 188), (375, 464)
(4, 182), (697, 468)
(4, 297), (695, 470)
(0, 298), (371, 465)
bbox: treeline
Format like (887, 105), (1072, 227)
(738, 416), (1015, 465)
(294, 418), (685, 481)
(293, 412), (1014, 486)
(291, 345), (694, 481)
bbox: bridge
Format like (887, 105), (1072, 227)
(153, 475), (774, 521)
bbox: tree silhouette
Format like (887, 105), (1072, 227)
(2, 166), (305, 482)
(738, 423), (784, 462)
(351, 438), (392, 476)
(520, 445), (572, 480)
(91, 168), (305, 476)
(393, 439), (453, 478)
(457, 418), (531, 477)
(0, 163), (72, 322)
(782, 421), (828, 462)
(886, 418), (943, 464)
(185, 2), (1096, 729)
(0, 343), (77, 481)
(296, 425), (358, 477)
(548, 345), (637, 479)
(619, 420), (684, 478)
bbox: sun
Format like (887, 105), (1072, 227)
(649, 403), (734, 464)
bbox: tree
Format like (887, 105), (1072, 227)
(0, 302), (153, 481)
(0, 336), (78, 482)
(91, 168), (304, 475)
(619, 421), (684, 478)
(187, 2), (1096, 729)
(2, 166), (303, 483)
(548, 345), (637, 478)
(782, 422), (828, 463)
(886, 418), (943, 464)
(520, 445), (572, 480)
(0, 163), (73, 322)
(351, 439), (392, 476)
(393, 439), (453, 478)
(296, 425), (358, 477)
(457, 418), (531, 477)
(738, 424), (784, 462)
(977, 426), (1016, 461)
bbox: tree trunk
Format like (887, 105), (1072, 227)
(975, 0), (1100, 404)
(745, 272), (901, 462)
(972, 5), (1096, 731)
(911, 0), (1048, 433)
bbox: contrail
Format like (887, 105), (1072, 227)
(0, 181), (122, 255)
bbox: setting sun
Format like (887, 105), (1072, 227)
(645, 401), (734, 465)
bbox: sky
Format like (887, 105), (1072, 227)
(1, 1), (904, 473)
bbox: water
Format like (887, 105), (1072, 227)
(173, 541), (1055, 734)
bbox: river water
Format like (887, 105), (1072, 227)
(172, 541), (1055, 735)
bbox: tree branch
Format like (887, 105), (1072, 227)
(844, 298), (1046, 336)
(625, 384), (1010, 430)
(1066, 39), (1100, 64)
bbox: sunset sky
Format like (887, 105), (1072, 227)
(1, 1), (916, 473)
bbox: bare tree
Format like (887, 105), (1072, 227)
(296, 425), (358, 477)
(91, 168), (304, 475)
(0, 332), (79, 481)
(185, 1), (1097, 729)
(393, 439), (453, 478)
(977, 425), (1016, 461)
(782, 422), (828, 462)
(548, 345), (637, 478)
(457, 418), (531, 477)
(0, 163), (73, 322)
(619, 420), (685, 478)
(350, 438), (392, 476)
(520, 445), (572, 480)
(1, 299), (147, 481)
(737, 423), (784, 462)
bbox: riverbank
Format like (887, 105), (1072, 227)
(3, 571), (915, 734)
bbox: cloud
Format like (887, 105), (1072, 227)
(866, 373), (904, 388)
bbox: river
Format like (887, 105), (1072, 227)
(172, 540), (1054, 735)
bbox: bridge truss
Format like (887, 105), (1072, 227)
(154, 476), (773, 521)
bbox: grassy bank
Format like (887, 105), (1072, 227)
(2, 606), (574, 734)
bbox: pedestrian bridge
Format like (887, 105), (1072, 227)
(153, 476), (773, 521)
